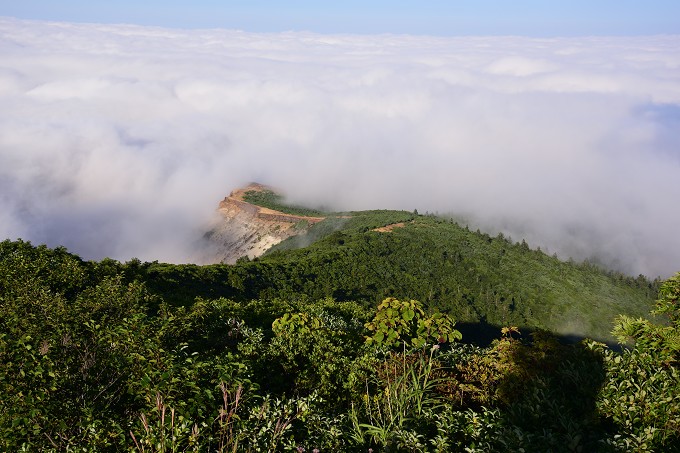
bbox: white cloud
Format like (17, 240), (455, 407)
(0, 17), (679, 277)
(485, 56), (557, 77)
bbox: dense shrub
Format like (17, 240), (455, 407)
(1, 240), (677, 451)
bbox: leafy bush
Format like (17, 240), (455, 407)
(0, 273), (160, 450)
(597, 272), (680, 450)
(364, 297), (461, 348)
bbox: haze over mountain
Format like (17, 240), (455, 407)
(1, 17), (679, 277)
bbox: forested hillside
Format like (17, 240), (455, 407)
(148, 194), (658, 342)
(0, 194), (675, 451)
(1, 238), (678, 451)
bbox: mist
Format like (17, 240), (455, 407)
(1, 17), (678, 277)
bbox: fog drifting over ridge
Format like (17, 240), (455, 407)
(1, 18), (678, 278)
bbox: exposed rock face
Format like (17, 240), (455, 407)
(196, 183), (324, 264)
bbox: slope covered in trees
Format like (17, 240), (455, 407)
(0, 239), (678, 451)
(145, 202), (658, 342)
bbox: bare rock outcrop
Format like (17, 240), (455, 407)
(196, 183), (324, 264)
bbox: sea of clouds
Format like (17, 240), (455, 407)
(1, 17), (678, 277)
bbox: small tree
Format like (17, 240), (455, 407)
(364, 297), (461, 349)
(598, 272), (680, 450)
(613, 271), (680, 362)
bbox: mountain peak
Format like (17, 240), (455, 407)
(199, 183), (324, 264)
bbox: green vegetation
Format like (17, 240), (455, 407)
(364, 297), (461, 348)
(141, 209), (657, 342)
(241, 189), (327, 217)
(1, 238), (678, 451)
(0, 190), (676, 452)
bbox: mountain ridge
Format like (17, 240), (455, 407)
(158, 183), (659, 342)
(197, 183), (325, 264)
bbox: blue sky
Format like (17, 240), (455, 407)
(2, 0), (680, 35)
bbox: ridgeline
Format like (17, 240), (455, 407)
(1, 186), (677, 451)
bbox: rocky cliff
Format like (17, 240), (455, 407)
(196, 183), (324, 264)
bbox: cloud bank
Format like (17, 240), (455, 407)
(1, 17), (679, 277)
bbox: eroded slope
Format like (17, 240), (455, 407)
(197, 183), (324, 264)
